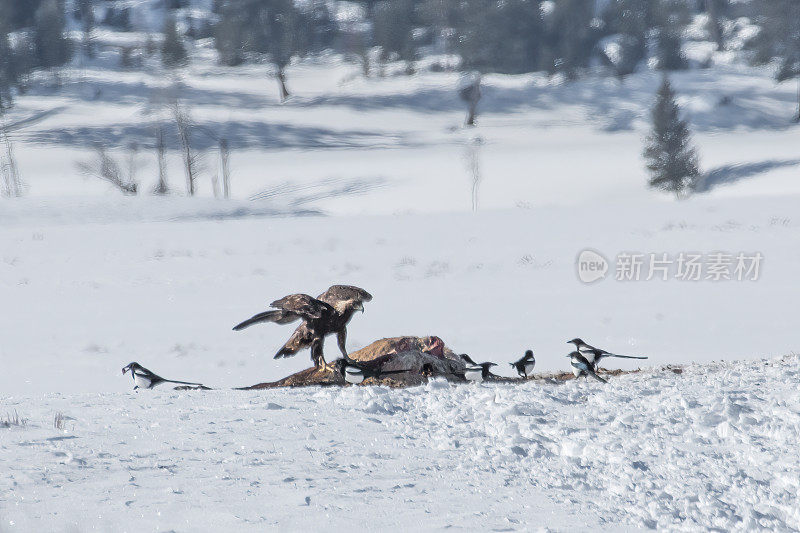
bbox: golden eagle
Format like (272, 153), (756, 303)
(232, 285), (372, 370)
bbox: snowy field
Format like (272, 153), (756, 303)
(3, 355), (800, 531)
(1, 193), (799, 395)
(4, 50), (800, 212)
(3, 23), (800, 531)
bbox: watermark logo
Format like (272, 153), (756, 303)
(576, 249), (609, 283)
(577, 249), (763, 283)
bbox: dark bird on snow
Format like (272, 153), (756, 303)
(122, 362), (205, 390)
(510, 349), (536, 378)
(460, 354), (498, 382)
(567, 338), (647, 368)
(567, 351), (607, 384)
(339, 355), (410, 385)
(233, 285), (372, 371)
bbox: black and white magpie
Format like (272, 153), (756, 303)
(340, 356), (410, 385)
(567, 351), (607, 383)
(567, 338), (647, 368)
(460, 354), (498, 382)
(122, 362), (205, 390)
(509, 350), (536, 378)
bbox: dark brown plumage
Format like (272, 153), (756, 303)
(233, 285), (372, 370)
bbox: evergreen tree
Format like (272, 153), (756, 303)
(102, 6), (131, 31)
(601, 0), (652, 78)
(0, 0), (45, 30)
(657, 26), (687, 70)
(214, 5), (246, 66)
(541, 0), (598, 79)
(298, 1), (335, 54)
(457, 0), (545, 75)
(76, 0), (96, 58)
(373, 0), (416, 72)
(0, 26), (15, 110)
(704, 0), (727, 52)
(212, 0), (306, 99)
(643, 77), (699, 198)
(751, 0), (800, 121)
(161, 16), (188, 68)
(33, 0), (72, 70)
(654, 0), (688, 71)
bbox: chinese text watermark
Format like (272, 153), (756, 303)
(577, 250), (762, 283)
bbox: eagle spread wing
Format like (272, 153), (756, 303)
(270, 294), (334, 319)
(232, 293), (333, 331)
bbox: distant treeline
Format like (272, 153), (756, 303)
(1, 1), (799, 114)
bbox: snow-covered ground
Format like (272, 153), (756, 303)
(3, 355), (800, 531)
(1, 194), (798, 395)
(3, 18), (800, 530)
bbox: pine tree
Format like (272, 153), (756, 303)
(541, 0), (598, 79)
(704, 0), (726, 52)
(751, 0), (800, 121)
(213, 0), (305, 100)
(33, 0), (72, 70)
(76, 0), (96, 58)
(161, 16), (188, 68)
(373, 0), (416, 72)
(213, 5), (246, 66)
(654, 0), (688, 71)
(643, 77), (699, 198)
(457, 0), (545, 75)
(0, 27), (15, 110)
(601, 0), (652, 78)
(1, 0), (45, 30)
(657, 26), (687, 70)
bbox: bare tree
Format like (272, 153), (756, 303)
(1, 127), (23, 197)
(459, 73), (482, 127)
(153, 126), (169, 195)
(126, 142), (140, 186)
(464, 137), (483, 211)
(173, 103), (199, 196)
(194, 123), (232, 200)
(356, 42), (371, 78)
(77, 144), (138, 195)
(220, 138), (230, 199)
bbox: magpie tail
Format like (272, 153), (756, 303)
(586, 369), (608, 384)
(609, 353), (648, 360)
(163, 379), (205, 387)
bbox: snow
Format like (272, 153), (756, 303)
(6, 50), (800, 212)
(3, 355), (800, 531)
(4, 11), (800, 530)
(2, 194), (799, 398)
